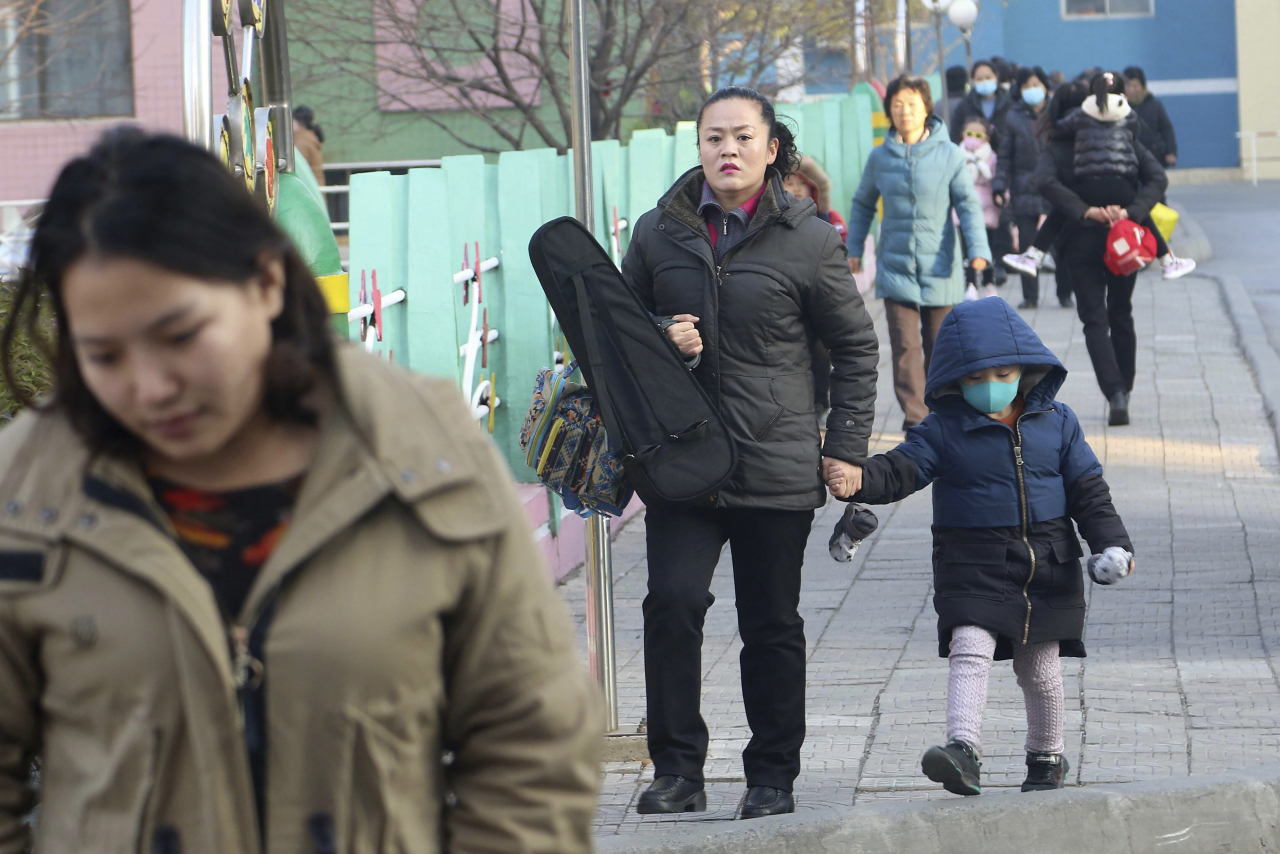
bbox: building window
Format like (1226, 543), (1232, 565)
(1063, 0), (1154, 17)
(0, 0), (134, 121)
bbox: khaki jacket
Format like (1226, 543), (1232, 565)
(0, 348), (602, 853)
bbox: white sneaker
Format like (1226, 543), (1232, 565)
(1041, 254), (1057, 273)
(1003, 252), (1041, 277)
(1162, 256), (1196, 280)
(964, 283), (980, 301)
(981, 283), (999, 298)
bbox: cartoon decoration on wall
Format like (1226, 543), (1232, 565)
(208, 0), (287, 214)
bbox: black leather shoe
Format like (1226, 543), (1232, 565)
(738, 785), (795, 819)
(1108, 391), (1130, 426)
(1017, 300), (1038, 309)
(636, 776), (706, 814)
(921, 740), (982, 796)
(1022, 752), (1070, 792)
(1059, 296), (1075, 309)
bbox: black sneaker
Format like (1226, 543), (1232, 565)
(921, 740), (982, 796)
(636, 775), (707, 814)
(1059, 296), (1075, 309)
(1017, 300), (1038, 310)
(1022, 752), (1070, 792)
(1108, 391), (1130, 426)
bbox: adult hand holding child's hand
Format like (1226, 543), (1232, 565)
(823, 458), (863, 499)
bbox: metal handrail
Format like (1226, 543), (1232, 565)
(323, 159), (442, 171)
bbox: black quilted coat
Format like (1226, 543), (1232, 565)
(1054, 108), (1141, 181)
(622, 167), (880, 511)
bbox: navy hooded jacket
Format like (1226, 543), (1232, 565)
(873, 298), (1101, 528)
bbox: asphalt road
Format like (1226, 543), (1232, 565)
(1171, 180), (1280, 353)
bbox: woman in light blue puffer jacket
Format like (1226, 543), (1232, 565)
(846, 75), (991, 429)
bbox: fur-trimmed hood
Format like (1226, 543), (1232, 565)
(793, 156), (834, 213)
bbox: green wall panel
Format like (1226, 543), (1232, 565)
(404, 167), (462, 377)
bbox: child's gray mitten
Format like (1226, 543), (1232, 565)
(1087, 546), (1133, 585)
(830, 504), (879, 562)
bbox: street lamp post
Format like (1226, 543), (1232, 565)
(929, 1), (950, 126)
(947, 0), (979, 75)
(567, 0), (620, 734)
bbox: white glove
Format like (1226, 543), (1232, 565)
(830, 530), (862, 563)
(1087, 546), (1133, 585)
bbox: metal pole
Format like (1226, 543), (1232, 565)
(963, 31), (972, 82)
(903, 0), (912, 73)
(568, 0), (619, 733)
(935, 11), (949, 126)
(262, 0), (296, 173)
(182, 0), (213, 148)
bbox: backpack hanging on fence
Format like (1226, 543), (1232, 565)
(519, 360), (633, 518)
(526, 216), (737, 508)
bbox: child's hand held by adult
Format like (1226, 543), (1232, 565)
(823, 457), (863, 499)
(848, 257), (862, 275)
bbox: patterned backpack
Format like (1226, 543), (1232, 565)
(519, 360), (633, 518)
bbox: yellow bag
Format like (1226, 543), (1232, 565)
(1150, 202), (1178, 242)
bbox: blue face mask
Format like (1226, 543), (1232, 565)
(974, 79), (998, 97)
(1021, 86), (1046, 106)
(961, 370), (1021, 415)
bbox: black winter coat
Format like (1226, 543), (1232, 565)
(1133, 95), (1177, 160)
(1034, 131), (1168, 225)
(622, 167), (879, 510)
(949, 89), (1014, 146)
(994, 100), (1049, 217)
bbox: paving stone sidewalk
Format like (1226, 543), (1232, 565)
(558, 272), (1280, 836)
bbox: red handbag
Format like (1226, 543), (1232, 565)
(1103, 219), (1157, 276)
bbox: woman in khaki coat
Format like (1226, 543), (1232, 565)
(0, 128), (601, 853)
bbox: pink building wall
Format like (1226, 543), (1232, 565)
(0, 0), (184, 203)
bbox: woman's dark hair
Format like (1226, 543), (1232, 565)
(1088, 70), (1127, 116)
(293, 104), (324, 144)
(1122, 65), (1146, 88)
(1036, 79), (1089, 142)
(882, 75), (936, 133)
(970, 59), (997, 79)
(2, 127), (337, 457)
(696, 86), (801, 177)
(1016, 66), (1050, 96)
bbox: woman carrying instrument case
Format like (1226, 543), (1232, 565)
(526, 216), (737, 507)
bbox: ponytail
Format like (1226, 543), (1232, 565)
(696, 86), (802, 177)
(1090, 70), (1127, 116)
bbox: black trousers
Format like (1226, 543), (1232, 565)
(1062, 225), (1137, 399)
(643, 505), (815, 791)
(1013, 213), (1043, 305)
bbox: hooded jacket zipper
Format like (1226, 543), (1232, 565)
(1008, 410), (1049, 644)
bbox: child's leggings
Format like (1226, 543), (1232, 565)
(946, 625), (1064, 755)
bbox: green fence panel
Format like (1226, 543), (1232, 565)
(404, 167), (462, 377)
(853, 92), (876, 170)
(348, 171), (409, 362)
(673, 121), (699, 176)
(496, 148), (554, 479)
(593, 139), (626, 264)
(839, 95), (865, 205)
(628, 128), (674, 223)
(819, 98), (846, 213)
(443, 155), (489, 386)
(616, 146), (632, 255)
(800, 101), (827, 198)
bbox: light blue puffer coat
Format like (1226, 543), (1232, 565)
(846, 116), (991, 307)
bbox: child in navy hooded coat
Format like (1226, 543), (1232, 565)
(832, 298), (1133, 795)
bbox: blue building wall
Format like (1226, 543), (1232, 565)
(1000, 0), (1238, 168)
(858, 0), (1238, 168)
